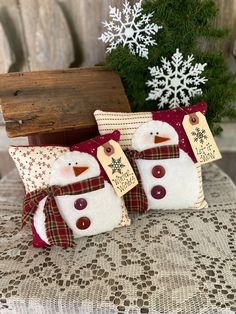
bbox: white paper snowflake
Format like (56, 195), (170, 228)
(146, 49), (207, 109)
(99, 0), (162, 59)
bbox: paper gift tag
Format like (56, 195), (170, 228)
(97, 140), (138, 197)
(183, 112), (222, 165)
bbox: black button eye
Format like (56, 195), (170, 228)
(75, 162), (78, 165)
(68, 163), (71, 166)
(156, 132), (159, 135)
(150, 132), (153, 135)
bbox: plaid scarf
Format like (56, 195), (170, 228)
(22, 176), (105, 248)
(124, 145), (179, 213)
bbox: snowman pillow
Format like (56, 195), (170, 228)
(9, 131), (130, 248)
(94, 102), (208, 213)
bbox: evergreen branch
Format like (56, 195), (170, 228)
(106, 0), (236, 135)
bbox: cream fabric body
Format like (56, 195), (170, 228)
(136, 150), (199, 210)
(34, 182), (123, 243)
(132, 121), (199, 210)
(94, 111), (207, 210)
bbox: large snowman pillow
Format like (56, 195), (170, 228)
(9, 131), (130, 248)
(94, 102), (208, 212)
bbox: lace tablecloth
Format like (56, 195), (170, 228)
(1, 164), (236, 314)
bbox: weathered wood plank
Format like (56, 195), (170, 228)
(0, 66), (130, 138)
(18, 0), (74, 70)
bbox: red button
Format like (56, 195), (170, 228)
(76, 217), (91, 230)
(152, 165), (165, 178)
(74, 198), (87, 210)
(151, 185), (166, 199)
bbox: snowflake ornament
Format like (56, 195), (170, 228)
(146, 49), (208, 109)
(99, 0), (162, 59)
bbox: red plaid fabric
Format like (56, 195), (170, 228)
(124, 145), (179, 213)
(23, 176), (105, 248)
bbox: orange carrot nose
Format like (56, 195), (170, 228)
(154, 135), (170, 144)
(73, 166), (88, 177)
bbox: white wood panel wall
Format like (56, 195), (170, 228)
(0, 0), (233, 71)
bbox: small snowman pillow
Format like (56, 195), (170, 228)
(9, 131), (130, 248)
(94, 102), (208, 213)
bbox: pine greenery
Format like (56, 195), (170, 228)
(106, 0), (236, 135)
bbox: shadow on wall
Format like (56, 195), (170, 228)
(57, 1), (83, 67)
(0, 7), (26, 72)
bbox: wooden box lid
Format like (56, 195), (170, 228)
(0, 66), (131, 138)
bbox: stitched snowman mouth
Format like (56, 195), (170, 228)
(73, 166), (89, 177)
(154, 135), (170, 144)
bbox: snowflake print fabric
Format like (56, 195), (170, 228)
(8, 146), (69, 193)
(99, 0), (162, 58)
(146, 49), (207, 109)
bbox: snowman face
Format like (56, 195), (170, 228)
(132, 120), (179, 151)
(50, 151), (100, 186)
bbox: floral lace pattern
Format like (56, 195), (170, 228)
(1, 164), (236, 314)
